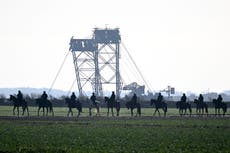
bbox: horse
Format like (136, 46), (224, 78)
(65, 98), (82, 117)
(9, 95), (29, 116)
(176, 101), (192, 116)
(35, 98), (54, 116)
(150, 99), (167, 117)
(88, 99), (100, 116)
(212, 99), (227, 116)
(194, 99), (208, 116)
(104, 96), (120, 116)
(125, 100), (141, 117)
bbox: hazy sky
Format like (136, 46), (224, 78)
(0, 0), (230, 94)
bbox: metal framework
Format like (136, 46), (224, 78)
(69, 28), (122, 98)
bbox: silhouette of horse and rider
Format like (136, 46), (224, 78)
(9, 90), (29, 116)
(193, 94), (208, 116)
(104, 91), (120, 116)
(126, 93), (141, 117)
(150, 93), (167, 117)
(35, 91), (54, 116)
(65, 92), (82, 117)
(212, 95), (227, 116)
(176, 93), (192, 116)
(89, 92), (100, 116)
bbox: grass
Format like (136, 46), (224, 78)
(0, 106), (229, 152)
(0, 118), (229, 152)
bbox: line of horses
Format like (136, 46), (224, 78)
(8, 95), (228, 117)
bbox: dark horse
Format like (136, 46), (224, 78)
(150, 99), (167, 117)
(194, 99), (208, 116)
(176, 101), (192, 116)
(126, 100), (141, 117)
(35, 98), (54, 116)
(212, 99), (227, 116)
(65, 98), (82, 117)
(104, 96), (120, 116)
(9, 95), (29, 116)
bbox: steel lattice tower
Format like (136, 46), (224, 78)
(69, 28), (122, 98)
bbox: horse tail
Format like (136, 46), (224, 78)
(205, 104), (208, 114)
(223, 103), (227, 113)
(137, 103), (141, 115)
(164, 103), (167, 112)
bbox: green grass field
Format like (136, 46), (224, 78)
(0, 106), (230, 153)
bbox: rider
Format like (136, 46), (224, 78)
(198, 94), (204, 103)
(90, 92), (96, 105)
(131, 93), (137, 105)
(180, 93), (187, 104)
(217, 94), (223, 105)
(17, 90), (23, 102)
(157, 93), (163, 103)
(70, 92), (76, 102)
(41, 91), (48, 101)
(110, 91), (116, 103)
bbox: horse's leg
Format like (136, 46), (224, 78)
(42, 107), (45, 116)
(89, 107), (92, 116)
(131, 109), (133, 117)
(107, 107), (109, 116)
(97, 106), (100, 116)
(70, 108), (73, 116)
(111, 108), (114, 117)
(13, 106), (16, 115)
(153, 109), (157, 116)
(26, 107), (29, 116)
(164, 108), (166, 117)
(46, 107), (48, 116)
(51, 107), (54, 116)
(77, 107), (80, 117)
(37, 107), (40, 116)
(17, 107), (19, 117)
(157, 109), (160, 117)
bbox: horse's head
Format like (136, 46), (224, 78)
(150, 99), (156, 106)
(104, 96), (109, 103)
(35, 98), (40, 105)
(212, 99), (217, 104)
(194, 99), (198, 104)
(176, 101), (180, 108)
(65, 98), (70, 104)
(9, 95), (17, 102)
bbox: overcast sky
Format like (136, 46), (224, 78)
(0, 0), (230, 94)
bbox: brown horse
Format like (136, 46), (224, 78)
(150, 99), (167, 117)
(104, 96), (120, 116)
(9, 95), (29, 116)
(65, 97), (82, 117)
(212, 99), (227, 116)
(194, 99), (208, 116)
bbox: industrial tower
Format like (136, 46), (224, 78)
(69, 28), (122, 98)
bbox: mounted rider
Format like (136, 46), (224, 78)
(109, 91), (116, 104)
(157, 93), (163, 103)
(70, 92), (77, 103)
(17, 90), (24, 103)
(41, 91), (48, 102)
(217, 94), (223, 105)
(90, 92), (96, 105)
(180, 93), (187, 104)
(131, 93), (137, 105)
(198, 94), (204, 104)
